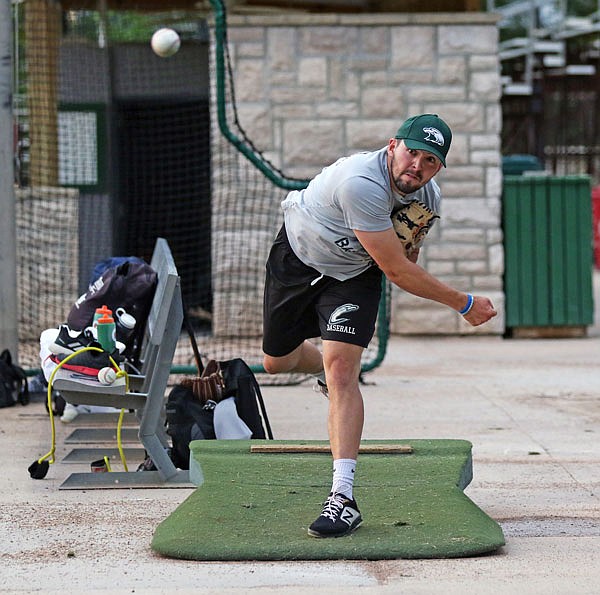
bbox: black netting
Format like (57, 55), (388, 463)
(14, 1), (390, 384)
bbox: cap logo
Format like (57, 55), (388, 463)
(423, 127), (445, 147)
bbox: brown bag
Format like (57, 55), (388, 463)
(180, 359), (225, 404)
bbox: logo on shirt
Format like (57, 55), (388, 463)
(335, 237), (359, 253)
(327, 303), (358, 335)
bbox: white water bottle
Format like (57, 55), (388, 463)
(114, 307), (136, 344)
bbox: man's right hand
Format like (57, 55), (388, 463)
(462, 295), (497, 326)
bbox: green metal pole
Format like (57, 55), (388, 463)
(208, 0), (308, 191)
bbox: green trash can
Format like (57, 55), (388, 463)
(502, 154), (544, 176)
(503, 175), (594, 335)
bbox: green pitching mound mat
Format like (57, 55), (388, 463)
(151, 439), (505, 560)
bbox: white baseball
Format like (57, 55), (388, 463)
(151, 28), (181, 58)
(97, 367), (117, 385)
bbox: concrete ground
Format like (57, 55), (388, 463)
(1, 273), (599, 594)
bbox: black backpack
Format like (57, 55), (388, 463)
(67, 259), (158, 365)
(0, 349), (29, 408)
(165, 358), (273, 470)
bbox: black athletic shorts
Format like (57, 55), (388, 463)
(262, 225), (383, 357)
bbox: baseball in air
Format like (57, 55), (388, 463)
(97, 366), (117, 385)
(151, 28), (181, 58)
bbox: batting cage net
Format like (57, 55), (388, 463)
(13, 0), (390, 382)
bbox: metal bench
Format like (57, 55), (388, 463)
(54, 238), (192, 489)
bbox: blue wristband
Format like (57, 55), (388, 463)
(459, 294), (474, 316)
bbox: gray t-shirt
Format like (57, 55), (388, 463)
(282, 147), (441, 281)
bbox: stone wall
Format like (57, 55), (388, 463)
(210, 12), (505, 337)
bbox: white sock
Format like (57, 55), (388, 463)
(331, 458), (356, 499)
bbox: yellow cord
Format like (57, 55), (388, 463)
(39, 348), (101, 465)
(38, 347), (130, 472)
(114, 369), (130, 471)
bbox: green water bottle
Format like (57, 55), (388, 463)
(96, 314), (116, 352)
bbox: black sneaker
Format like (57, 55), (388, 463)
(308, 492), (362, 538)
(50, 324), (95, 355)
(50, 349), (121, 377)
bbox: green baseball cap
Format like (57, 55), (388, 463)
(395, 114), (452, 167)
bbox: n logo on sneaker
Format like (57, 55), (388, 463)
(341, 507), (360, 527)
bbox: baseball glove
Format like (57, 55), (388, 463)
(391, 200), (439, 256)
(181, 359), (225, 404)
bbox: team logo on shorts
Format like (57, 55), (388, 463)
(327, 303), (358, 335)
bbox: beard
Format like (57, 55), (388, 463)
(390, 154), (424, 194)
(392, 174), (422, 194)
